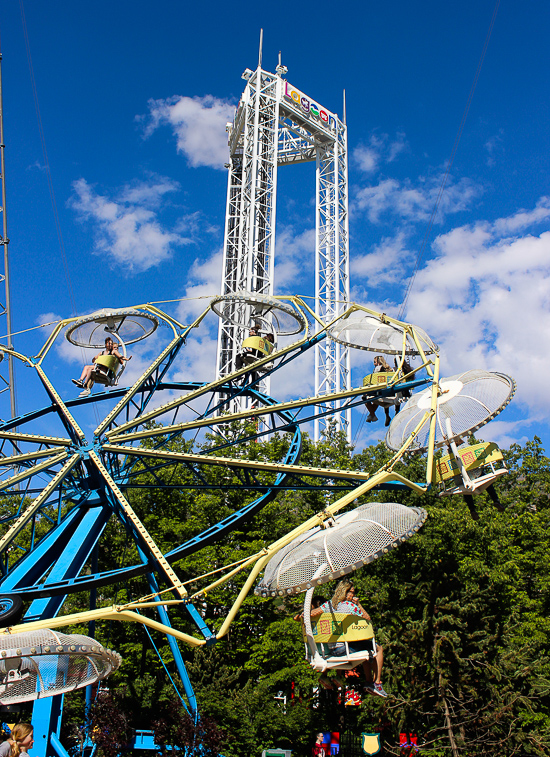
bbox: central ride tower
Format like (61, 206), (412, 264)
(217, 53), (351, 441)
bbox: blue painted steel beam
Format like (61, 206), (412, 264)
(33, 696), (65, 757)
(144, 571), (199, 716)
(1, 504), (109, 595)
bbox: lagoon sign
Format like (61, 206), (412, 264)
(282, 81), (338, 132)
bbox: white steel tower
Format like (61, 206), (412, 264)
(217, 55), (350, 441)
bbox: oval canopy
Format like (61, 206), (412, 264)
(255, 502), (427, 597)
(385, 369), (516, 452)
(328, 313), (437, 355)
(66, 308), (159, 348)
(210, 292), (306, 335)
(0, 628), (121, 704)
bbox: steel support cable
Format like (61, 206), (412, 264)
(398, 0), (501, 321)
(19, 1), (101, 424)
(19, 0), (78, 316)
(135, 607), (189, 713)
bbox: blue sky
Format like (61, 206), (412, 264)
(0, 1), (549, 453)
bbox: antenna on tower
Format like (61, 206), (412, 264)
(276, 51), (288, 77)
(258, 29), (263, 69)
(343, 89), (347, 125)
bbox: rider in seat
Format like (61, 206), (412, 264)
(363, 356), (395, 427)
(311, 579), (387, 698)
(235, 326), (260, 372)
(235, 328), (275, 383)
(72, 337), (131, 397)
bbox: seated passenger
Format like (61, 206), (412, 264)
(235, 327), (260, 371)
(72, 337), (131, 397)
(235, 328), (275, 383)
(295, 597), (344, 690)
(364, 356), (396, 427)
(311, 579), (387, 698)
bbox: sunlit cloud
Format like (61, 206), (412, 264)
(401, 202), (550, 418)
(142, 94), (235, 169)
(70, 177), (190, 273)
(353, 173), (481, 224)
(353, 132), (408, 175)
(351, 231), (411, 287)
(176, 250), (222, 324)
(484, 129), (504, 168)
(275, 227), (315, 292)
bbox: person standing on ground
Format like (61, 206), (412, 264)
(0, 724), (34, 757)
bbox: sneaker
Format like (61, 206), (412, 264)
(72, 379), (84, 388)
(364, 681), (375, 694)
(372, 682), (388, 698)
(79, 388), (91, 397)
(367, 413), (378, 423)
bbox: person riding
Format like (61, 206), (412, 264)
(72, 337), (131, 397)
(235, 327), (260, 372)
(364, 355), (395, 426)
(310, 579), (387, 698)
(235, 327), (276, 384)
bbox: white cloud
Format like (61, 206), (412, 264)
(353, 132), (408, 175)
(275, 227), (315, 292)
(351, 232), (410, 286)
(70, 177), (189, 273)
(176, 250), (223, 324)
(388, 133), (407, 162)
(172, 333), (218, 386)
(354, 145), (380, 174)
(401, 202), (550, 419)
(492, 196), (550, 235)
(36, 312), (83, 365)
(484, 130), (504, 167)
(118, 176), (180, 207)
(475, 419), (530, 451)
(142, 95), (235, 169)
(353, 173), (481, 224)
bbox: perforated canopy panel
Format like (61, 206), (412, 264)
(0, 629), (121, 704)
(328, 313), (437, 355)
(210, 292), (306, 335)
(255, 502), (427, 596)
(66, 308), (159, 348)
(385, 369), (516, 452)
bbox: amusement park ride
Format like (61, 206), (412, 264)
(0, 48), (515, 757)
(0, 296), (515, 755)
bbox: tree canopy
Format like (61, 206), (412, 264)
(58, 430), (550, 757)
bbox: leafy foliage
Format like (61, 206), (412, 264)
(152, 698), (226, 757)
(60, 432), (550, 756)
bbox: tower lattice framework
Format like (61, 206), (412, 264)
(217, 62), (351, 441)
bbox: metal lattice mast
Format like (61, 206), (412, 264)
(314, 116), (350, 441)
(217, 65), (279, 395)
(217, 55), (350, 440)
